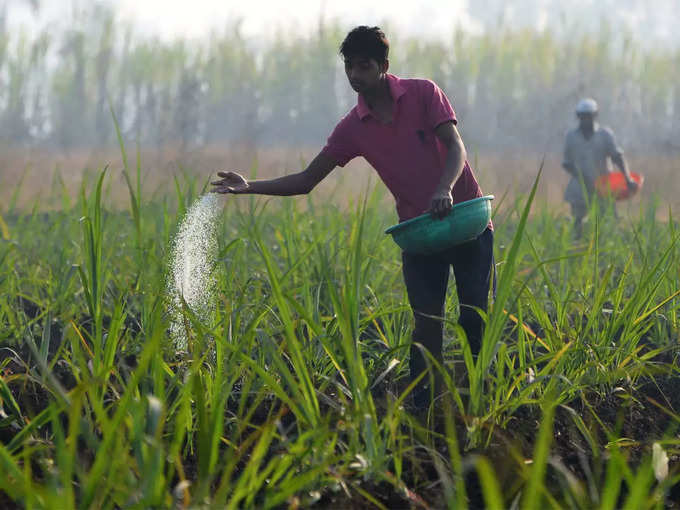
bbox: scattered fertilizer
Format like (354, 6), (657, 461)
(167, 193), (222, 349)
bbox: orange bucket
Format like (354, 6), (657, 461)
(594, 172), (644, 200)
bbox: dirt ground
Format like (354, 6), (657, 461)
(1, 144), (674, 218)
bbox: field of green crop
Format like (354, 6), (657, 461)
(1, 153), (679, 509)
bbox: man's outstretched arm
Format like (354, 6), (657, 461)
(211, 151), (338, 196)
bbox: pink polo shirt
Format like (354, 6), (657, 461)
(322, 73), (487, 222)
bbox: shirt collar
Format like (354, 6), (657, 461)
(356, 74), (406, 120)
(579, 122), (600, 137)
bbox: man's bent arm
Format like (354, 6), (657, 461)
(434, 121), (466, 193)
(246, 152), (337, 195)
(611, 152), (634, 183)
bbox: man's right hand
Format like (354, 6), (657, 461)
(626, 178), (640, 193)
(211, 171), (250, 194)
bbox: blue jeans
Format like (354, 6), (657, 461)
(401, 227), (495, 400)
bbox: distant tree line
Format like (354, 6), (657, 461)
(1, 4), (679, 154)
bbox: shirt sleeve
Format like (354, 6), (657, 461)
(423, 80), (457, 129)
(320, 114), (359, 167)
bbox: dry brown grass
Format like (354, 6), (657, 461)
(1, 143), (677, 219)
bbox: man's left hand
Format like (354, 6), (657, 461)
(429, 189), (453, 219)
(626, 178), (639, 193)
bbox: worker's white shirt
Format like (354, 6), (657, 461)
(563, 123), (623, 205)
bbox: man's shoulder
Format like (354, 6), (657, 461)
(327, 107), (363, 142)
(594, 125), (618, 147)
(391, 75), (439, 92)
(565, 127), (580, 142)
(334, 107), (360, 127)
(596, 125), (616, 137)
(397, 76), (433, 85)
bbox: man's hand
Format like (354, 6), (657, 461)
(626, 178), (639, 193)
(562, 162), (576, 176)
(211, 171), (250, 194)
(429, 188), (453, 219)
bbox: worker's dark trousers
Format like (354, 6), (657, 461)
(401, 227), (495, 406)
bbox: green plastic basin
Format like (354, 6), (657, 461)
(385, 195), (494, 254)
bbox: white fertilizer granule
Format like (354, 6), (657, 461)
(167, 193), (222, 349)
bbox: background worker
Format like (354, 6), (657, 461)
(562, 98), (638, 234)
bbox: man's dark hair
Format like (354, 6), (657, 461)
(339, 26), (389, 64)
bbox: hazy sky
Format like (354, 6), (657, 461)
(5, 0), (477, 40)
(4, 0), (679, 47)
(115, 0), (478, 40)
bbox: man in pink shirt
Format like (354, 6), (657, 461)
(212, 26), (494, 409)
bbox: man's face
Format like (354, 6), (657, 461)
(344, 56), (386, 93)
(577, 112), (596, 130)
